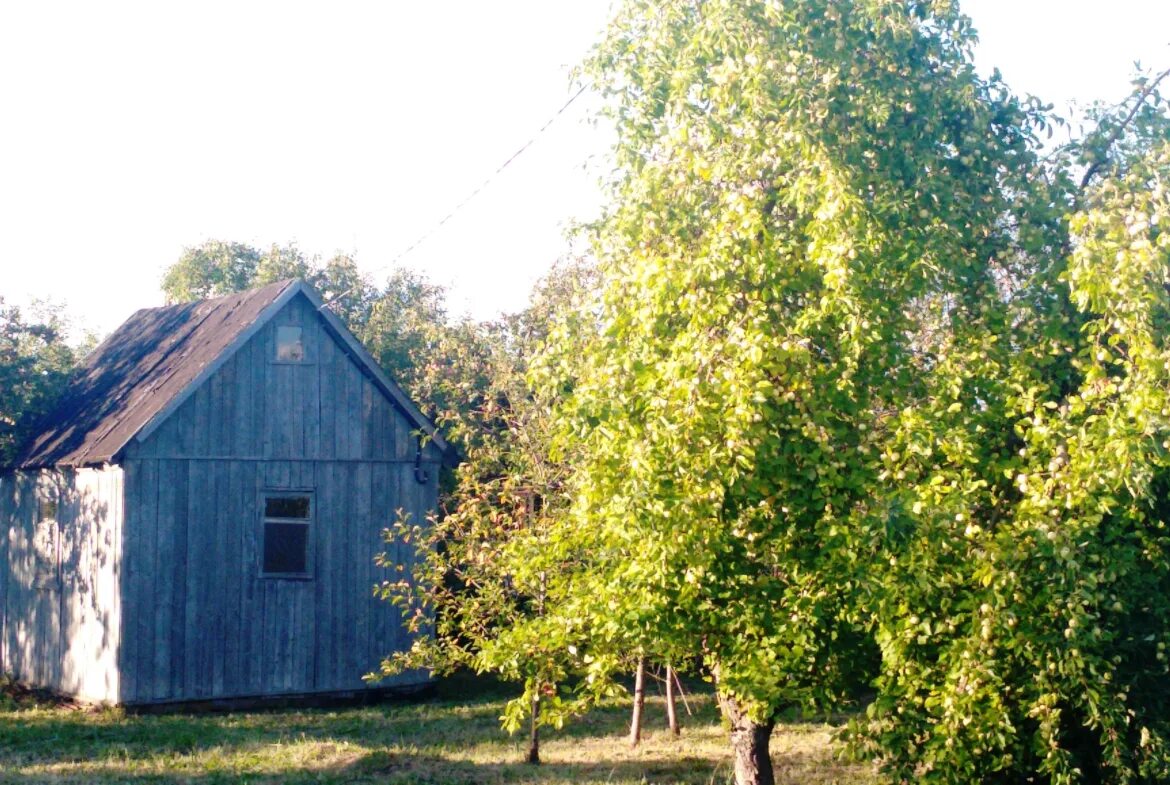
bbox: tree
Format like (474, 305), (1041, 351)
(161, 240), (379, 333)
(0, 300), (83, 466)
(531, 1), (1056, 782)
(372, 259), (603, 764)
(161, 240), (263, 302)
(851, 74), (1170, 784)
(359, 269), (460, 431)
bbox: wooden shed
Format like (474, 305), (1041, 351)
(0, 279), (446, 706)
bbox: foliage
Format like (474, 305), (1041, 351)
(523, 1), (1057, 775)
(161, 240), (376, 333)
(484, 2), (1170, 784)
(372, 260), (604, 742)
(153, 19), (1170, 784)
(0, 299), (84, 467)
(161, 240), (264, 302)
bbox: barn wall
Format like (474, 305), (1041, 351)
(0, 467), (123, 703)
(118, 293), (438, 705)
(119, 458), (435, 704)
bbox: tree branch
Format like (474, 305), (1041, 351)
(1079, 66), (1170, 191)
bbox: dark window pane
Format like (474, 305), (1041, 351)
(265, 496), (310, 519)
(263, 522), (308, 574)
(276, 326), (304, 362)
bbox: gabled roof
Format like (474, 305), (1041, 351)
(14, 280), (447, 469)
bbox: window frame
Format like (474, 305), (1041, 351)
(273, 325), (308, 364)
(258, 488), (315, 580)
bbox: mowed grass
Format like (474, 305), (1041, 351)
(0, 675), (876, 785)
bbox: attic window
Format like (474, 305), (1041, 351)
(261, 492), (312, 578)
(275, 326), (305, 362)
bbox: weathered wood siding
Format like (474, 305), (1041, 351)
(0, 467), (123, 703)
(118, 293), (438, 704)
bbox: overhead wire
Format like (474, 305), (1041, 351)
(320, 83), (590, 313)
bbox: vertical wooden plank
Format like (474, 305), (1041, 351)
(211, 352), (232, 456)
(318, 332), (336, 461)
(211, 462), (227, 697)
(382, 391), (398, 463)
(67, 471), (86, 696)
(301, 461), (317, 691)
(232, 350), (251, 457)
(114, 463), (133, 703)
(388, 397), (401, 463)
(152, 461), (178, 700)
(259, 321), (274, 461)
(183, 461), (205, 698)
(242, 332), (260, 458)
(244, 462), (264, 696)
(260, 462), (280, 694)
(197, 384), (213, 456)
(133, 459), (158, 702)
(361, 381), (375, 460)
(353, 462), (372, 686)
(325, 461), (342, 690)
(21, 472), (38, 684)
(393, 406), (413, 462)
(368, 462), (390, 679)
(161, 461), (188, 700)
(290, 359), (307, 460)
(339, 462), (357, 687)
(63, 470), (84, 692)
(315, 461), (336, 690)
(223, 460), (243, 697)
(304, 318), (322, 462)
(108, 466), (125, 704)
(269, 345), (283, 462)
(332, 345), (349, 460)
(397, 465), (415, 674)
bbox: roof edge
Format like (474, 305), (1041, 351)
(116, 279), (302, 456)
(298, 283), (452, 458)
(124, 279), (451, 461)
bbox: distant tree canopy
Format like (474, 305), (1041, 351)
(161, 241), (377, 331)
(0, 300), (84, 467)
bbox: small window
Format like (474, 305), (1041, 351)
(33, 498), (58, 588)
(261, 492), (312, 578)
(275, 326), (305, 362)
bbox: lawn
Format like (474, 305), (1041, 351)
(0, 675), (876, 784)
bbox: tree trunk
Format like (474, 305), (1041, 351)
(717, 692), (775, 785)
(628, 655), (647, 747)
(526, 688), (541, 764)
(665, 665), (680, 736)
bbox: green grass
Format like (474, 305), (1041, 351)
(0, 675), (876, 784)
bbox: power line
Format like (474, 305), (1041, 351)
(388, 83), (588, 267)
(320, 84), (590, 312)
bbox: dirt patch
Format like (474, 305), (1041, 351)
(0, 675), (86, 711)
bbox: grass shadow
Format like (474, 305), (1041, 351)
(0, 673), (874, 785)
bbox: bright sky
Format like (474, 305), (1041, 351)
(2, 1), (1168, 340)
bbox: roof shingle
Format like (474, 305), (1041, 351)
(15, 280), (295, 468)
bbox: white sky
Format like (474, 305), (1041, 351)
(1, 1), (1168, 339)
